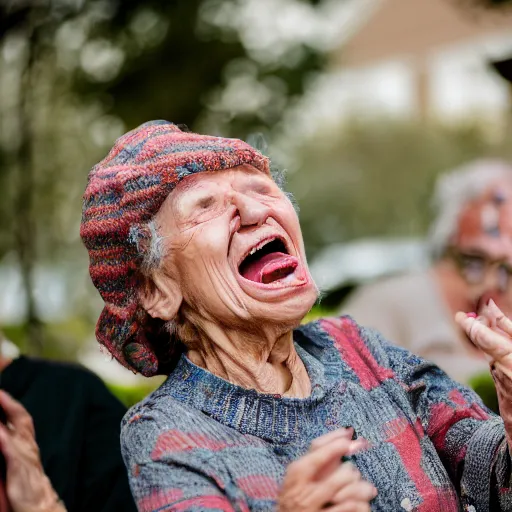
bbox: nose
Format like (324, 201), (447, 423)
(233, 192), (271, 228)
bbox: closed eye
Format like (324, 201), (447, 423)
(253, 185), (272, 195)
(247, 181), (274, 196)
(197, 196), (215, 209)
(240, 176), (275, 196)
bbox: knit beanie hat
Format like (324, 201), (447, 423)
(80, 120), (270, 376)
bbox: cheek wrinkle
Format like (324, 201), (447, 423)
(209, 259), (247, 312)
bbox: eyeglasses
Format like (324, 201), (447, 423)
(446, 247), (512, 292)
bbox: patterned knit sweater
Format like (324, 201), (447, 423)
(121, 317), (512, 511)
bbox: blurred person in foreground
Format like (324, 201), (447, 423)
(78, 121), (512, 511)
(0, 333), (136, 512)
(342, 159), (512, 385)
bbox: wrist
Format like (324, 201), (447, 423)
(47, 498), (66, 512)
(36, 477), (65, 512)
(40, 496), (65, 512)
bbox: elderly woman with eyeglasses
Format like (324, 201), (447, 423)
(81, 122), (512, 512)
(343, 159), (512, 385)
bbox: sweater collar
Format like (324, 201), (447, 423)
(162, 324), (342, 443)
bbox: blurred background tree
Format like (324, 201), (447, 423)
(1, 0), (512, 407)
(0, 0), (327, 355)
(287, 120), (512, 257)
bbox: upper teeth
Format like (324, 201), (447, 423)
(248, 238), (274, 257)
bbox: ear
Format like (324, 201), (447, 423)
(138, 273), (183, 321)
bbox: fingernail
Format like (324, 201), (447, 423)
(489, 299), (499, 310)
(342, 426), (356, 439)
(467, 312), (477, 318)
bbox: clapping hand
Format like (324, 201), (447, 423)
(456, 300), (512, 447)
(278, 428), (377, 512)
(455, 300), (512, 381)
(0, 391), (65, 512)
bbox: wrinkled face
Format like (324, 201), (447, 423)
(153, 165), (318, 330)
(446, 180), (512, 313)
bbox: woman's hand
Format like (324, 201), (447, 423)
(278, 428), (377, 512)
(455, 300), (512, 449)
(455, 299), (512, 380)
(0, 391), (65, 512)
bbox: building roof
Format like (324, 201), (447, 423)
(333, 0), (512, 67)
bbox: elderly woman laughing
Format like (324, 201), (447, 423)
(81, 121), (512, 512)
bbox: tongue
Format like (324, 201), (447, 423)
(241, 252), (298, 283)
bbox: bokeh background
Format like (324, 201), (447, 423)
(1, 0), (512, 404)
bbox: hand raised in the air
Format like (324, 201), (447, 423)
(278, 428), (377, 512)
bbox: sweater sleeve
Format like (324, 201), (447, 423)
(121, 402), (246, 512)
(359, 325), (512, 510)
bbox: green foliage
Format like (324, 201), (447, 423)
(289, 119), (512, 257)
(2, 317), (93, 359)
(469, 372), (499, 414)
(107, 381), (163, 408)
(302, 303), (338, 323)
(1, 0), (325, 135)
(1, 325), (25, 349)
(2, 0), (512, 361)
(74, 2), (245, 131)
(0, 0), (327, 358)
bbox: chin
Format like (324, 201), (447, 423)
(244, 278), (319, 327)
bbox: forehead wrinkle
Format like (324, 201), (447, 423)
(176, 164), (262, 189)
(178, 164), (265, 189)
(178, 171), (217, 190)
(166, 165), (272, 219)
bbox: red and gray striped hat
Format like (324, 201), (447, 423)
(80, 120), (270, 376)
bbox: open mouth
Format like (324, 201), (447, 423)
(238, 237), (299, 284)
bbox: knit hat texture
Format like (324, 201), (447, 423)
(80, 120), (270, 376)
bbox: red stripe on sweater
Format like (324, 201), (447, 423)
(321, 317), (395, 390)
(138, 489), (184, 511)
(152, 430), (230, 459)
(385, 417), (457, 511)
(426, 400), (488, 454)
(170, 495), (237, 512)
(236, 475), (279, 500)
(139, 493), (236, 512)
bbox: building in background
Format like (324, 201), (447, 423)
(329, 0), (512, 125)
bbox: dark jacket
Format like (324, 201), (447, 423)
(1, 356), (136, 512)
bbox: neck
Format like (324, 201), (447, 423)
(185, 318), (311, 398)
